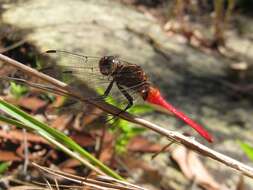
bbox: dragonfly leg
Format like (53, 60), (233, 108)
(117, 83), (133, 111)
(102, 79), (115, 98)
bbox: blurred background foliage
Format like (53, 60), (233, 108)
(0, 0), (253, 189)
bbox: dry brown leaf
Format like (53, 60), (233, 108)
(121, 155), (156, 172)
(50, 114), (73, 130)
(48, 95), (65, 108)
(0, 150), (21, 161)
(81, 107), (104, 126)
(128, 136), (166, 153)
(0, 129), (48, 144)
(91, 129), (113, 143)
(17, 96), (47, 112)
(171, 146), (222, 190)
(99, 140), (114, 163)
(59, 158), (81, 169)
(0, 64), (16, 77)
(69, 132), (95, 147)
(59, 158), (81, 174)
(16, 144), (47, 160)
(236, 175), (245, 190)
(171, 146), (193, 178)
(72, 107), (103, 131)
(2, 95), (47, 113)
(120, 155), (162, 184)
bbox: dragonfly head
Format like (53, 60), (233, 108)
(99, 56), (119, 76)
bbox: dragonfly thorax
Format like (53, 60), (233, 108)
(99, 56), (120, 76)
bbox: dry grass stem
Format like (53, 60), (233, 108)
(0, 53), (253, 179)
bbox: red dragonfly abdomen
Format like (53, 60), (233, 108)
(146, 87), (213, 142)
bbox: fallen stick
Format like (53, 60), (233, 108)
(0, 53), (253, 178)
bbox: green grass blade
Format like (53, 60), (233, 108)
(0, 115), (103, 174)
(0, 162), (10, 175)
(239, 141), (253, 162)
(0, 98), (123, 180)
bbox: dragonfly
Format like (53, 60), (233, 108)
(44, 50), (213, 142)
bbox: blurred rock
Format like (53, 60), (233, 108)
(2, 0), (253, 189)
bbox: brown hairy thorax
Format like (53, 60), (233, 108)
(99, 56), (150, 100)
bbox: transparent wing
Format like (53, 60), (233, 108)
(43, 50), (146, 109)
(44, 50), (110, 87)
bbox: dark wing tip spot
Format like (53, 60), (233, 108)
(45, 50), (57, 53)
(62, 70), (73, 74)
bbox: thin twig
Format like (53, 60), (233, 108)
(33, 163), (145, 190)
(151, 140), (175, 159)
(1, 53), (253, 178)
(23, 128), (29, 175)
(0, 39), (27, 53)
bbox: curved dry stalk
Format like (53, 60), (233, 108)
(33, 162), (146, 190)
(0, 53), (253, 178)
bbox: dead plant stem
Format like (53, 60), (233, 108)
(0, 53), (253, 178)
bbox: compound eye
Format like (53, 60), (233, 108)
(104, 62), (113, 72)
(99, 57), (115, 75)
